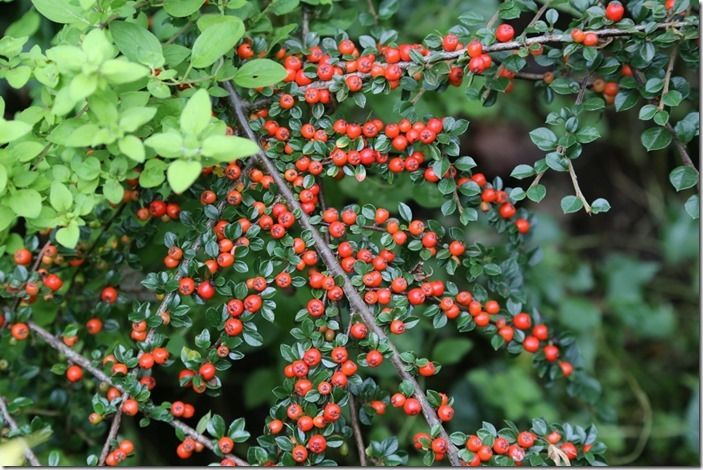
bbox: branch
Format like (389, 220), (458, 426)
(347, 395), (368, 466)
(23, 321), (249, 466)
(567, 159), (592, 214)
(658, 44), (679, 111)
(298, 21), (693, 91)
(97, 392), (128, 466)
(366, 0), (379, 25)
(223, 81), (462, 466)
(0, 396), (42, 466)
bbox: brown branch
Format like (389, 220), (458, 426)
(347, 395), (368, 466)
(23, 321), (249, 466)
(97, 392), (128, 466)
(567, 159), (592, 214)
(658, 44), (679, 111)
(366, 0), (379, 24)
(298, 20), (693, 92)
(223, 81), (462, 466)
(0, 395), (42, 466)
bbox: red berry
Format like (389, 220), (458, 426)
(605, 1), (625, 21)
(495, 24), (515, 42)
(66, 365), (83, 382)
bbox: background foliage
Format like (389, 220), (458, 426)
(0, 0), (699, 466)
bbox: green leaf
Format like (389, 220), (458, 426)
(575, 126), (600, 144)
(118, 135), (145, 162)
(144, 132), (184, 158)
(674, 112), (699, 144)
(164, 0), (204, 17)
(684, 194), (699, 220)
(270, 0), (300, 15)
(31, 0), (85, 24)
(103, 178), (124, 204)
(639, 104), (657, 120)
(139, 159), (167, 188)
(101, 59), (149, 84)
(662, 90), (683, 107)
(0, 164), (6, 193)
(526, 184), (546, 203)
(432, 338), (473, 365)
(167, 160), (202, 193)
(669, 166), (699, 192)
(510, 164), (534, 179)
(529, 127), (557, 151)
(0, 206), (16, 231)
(0, 120), (32, 144)
(560, 195), (583, 214)
(614, 90), (638, 111)
(590, 198), (611, 214)
(180, 89), (212, 136)
(56, 221), (80, 248)
(202, 135), (260, 161)
(110, 21), (165, 68)
(8, 189), (42, 219)
(641, 127), (672, 151)
(233, 59), (287, 88)
(49, 182), (73, 212)
(191, 17), (245, 69)
(119, 107), (156, 132)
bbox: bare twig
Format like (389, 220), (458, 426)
(366, 0), (379, 24)
(223, 81), (462, 466)
(658, 44), (679, 111)
(0, 396), (42, 466)
(347, 395), (368, 466)
(567, 159), (592, 214)
(97, 392), (128, 466)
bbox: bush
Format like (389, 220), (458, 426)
(0, 0), (698, 466)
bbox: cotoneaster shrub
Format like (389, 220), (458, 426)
(0, 0), (698, 466)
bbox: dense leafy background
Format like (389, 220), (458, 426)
(0, 0), (699, 466)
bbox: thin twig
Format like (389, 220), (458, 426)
(223, 81), (462, 466)
(658, 44), (679, 111)
(22, 321), (249, 466)
(567, 159), (592, 214)
(302, 7), (310, 40)
(97, 392), (128, 466)
(0, 396), (42, 466)
(297, 21), (692, 92)
(347, 395), (368, 466)
(366, 0), (379, 24)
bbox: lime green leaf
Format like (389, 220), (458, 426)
(6, 66), (32, 89)
(118, 135), (145, 162)
(10, 141), (45, 163)
(56, 221), (80, 248)
(201, 135), (259, 161)
(6, 9), (40, 38)
(180, 89), (212, 136)
(191, 17), (245, 69)
(45, 45), (85, 72)
(144, 132), (184, 158)
(271, 0), (300, 15)
(50, 182), (73, 212)
(560, 195), (583, 214)
(139, 159), (167, 188)
(101, 59), (149, 84)
(669, 166), (699, 192)
(641, 126), (672, 151)
(110, 21), (165, 68)
(0, 120), (32, 144)
(164, 0), (204, 17)
(8, 188), (42, 218)
(119, 106), (157, 132)
(167, 160), (202, 193)
(0, 164), (7, 193)
(81, 28), (116, 63)
(103, 178), (124, 204)
(233, 59), (287, 88)
(432, 338), (473, 365)
(69, 73), (98, 101)
(0, 206), (16, 231)
(31, 0), (85, 24)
